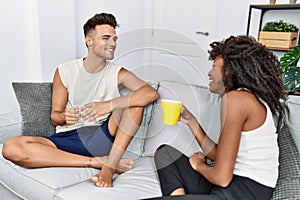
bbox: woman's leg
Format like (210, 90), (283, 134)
(210, 175), (274, 200)
(154, 144), (212, 196)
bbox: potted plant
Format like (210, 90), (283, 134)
(259, 20), (299, 50)
(280, 44), (300, 95)
(279, 44), (300, 158)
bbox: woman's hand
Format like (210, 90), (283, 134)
(189, 152), (207, 172)
(179, 105), (195, 124)
(64, 107), (80, 124)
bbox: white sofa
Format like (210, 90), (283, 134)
(0, 80), (299, 200)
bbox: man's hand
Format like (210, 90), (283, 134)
(80, 105), (97, 123)
(82, 101), (111, 120)
(64, 107), (80, 124)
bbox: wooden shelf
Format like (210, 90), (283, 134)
(246, 4), (300, 51)
(267, 47), (294, 51)
(249, 4), (300, 9)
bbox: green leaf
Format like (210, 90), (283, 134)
(262, 20), (299, 32)
(282, 66), (300, 92)
(280, 44), (300, 72)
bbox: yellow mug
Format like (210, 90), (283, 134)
(161, 99), (183, 125)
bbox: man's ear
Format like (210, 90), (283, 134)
(85, 36), (93, 47)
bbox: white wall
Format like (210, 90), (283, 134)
(1, 0), (299, 115)
(0, 0), (42, 114)
(37, 0), (76, 81)
(0, 0), (76, 114)
(74, 0), (150, 75)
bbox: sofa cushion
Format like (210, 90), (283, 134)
(271, 121), (300, 199)
(0, 143), (96, 200)
(0, 111), (22, 143)
(0, 143), (161, 200)
(125, 81), (159, 157)
(12, 82), (56, 137)
(54, 157), (161, 200)
(143, 81), (221, 157)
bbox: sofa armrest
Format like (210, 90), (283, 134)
(271, 119), (300, 199)
(0, 111), (22, 143)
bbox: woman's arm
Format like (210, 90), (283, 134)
(191, 91), (246, 187)
(180, 106), (218, 160)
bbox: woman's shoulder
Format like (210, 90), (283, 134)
(223, 90), (254, 100)
(222, 90), (259, 109)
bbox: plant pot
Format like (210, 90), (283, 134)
(286, 95), (300, 155)
(258, 31), (298, 50)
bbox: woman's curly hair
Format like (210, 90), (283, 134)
(208, 35), (285, 117)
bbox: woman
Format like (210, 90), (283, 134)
(154, 35), (285, 199)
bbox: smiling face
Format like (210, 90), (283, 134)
(208, 55), (225, 95)
(85, 24), (118, 60)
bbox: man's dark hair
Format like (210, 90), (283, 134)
(83, 13), (119, 37)
(208, 35), (285, 117)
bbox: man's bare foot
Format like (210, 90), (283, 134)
(92, 156), (134, 174)
(91, 165), (114, 187)
(90, 157), (134, 187)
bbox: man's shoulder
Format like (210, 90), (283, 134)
(106, 60), (121, 68)
(105, 61), (123, 72)
(59, 59), (83, 74)
(60, 59), (83, 68)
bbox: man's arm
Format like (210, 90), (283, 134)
(115, 68), (160, 108)
(50, 68), (80, 126)
(83, 68), (160, 118)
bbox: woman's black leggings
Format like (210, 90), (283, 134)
(154, 144), (274, 200)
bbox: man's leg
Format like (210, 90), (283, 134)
(2, 135), (132, 170)
(2, 136), (94, 168)
(91, 106), (144, 187)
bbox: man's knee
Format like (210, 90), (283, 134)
(2, 136), (26, 161)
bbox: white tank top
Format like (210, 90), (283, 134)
(55, 59), (122, 133)
(233, 102), (279, 188)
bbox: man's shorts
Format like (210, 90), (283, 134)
(48, 119), (114, 157)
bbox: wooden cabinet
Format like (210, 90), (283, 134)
(246, 4), (300, 50)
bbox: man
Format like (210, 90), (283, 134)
(2, 13), (159, 187)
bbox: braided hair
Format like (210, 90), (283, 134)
(208, 35), (285, 117)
